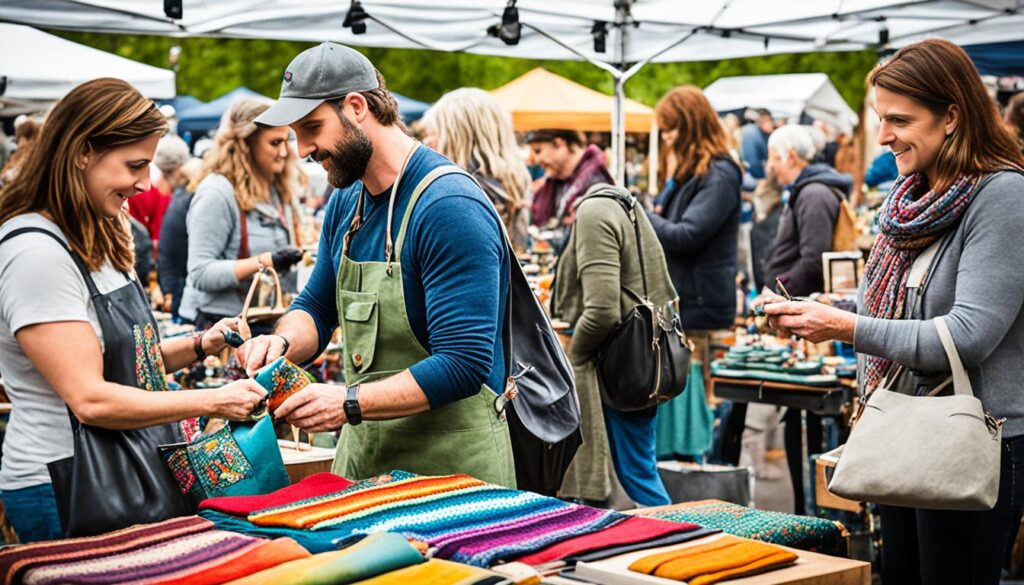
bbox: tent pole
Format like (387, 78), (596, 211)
(613, 77), (627, 186)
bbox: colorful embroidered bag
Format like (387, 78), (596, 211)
(254, 357), (315, 415)
(160, 414), (290, 509)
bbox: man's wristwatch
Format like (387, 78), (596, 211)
(344, 384), (362, 426)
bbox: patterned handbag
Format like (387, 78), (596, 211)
(160, 414), (290, 509)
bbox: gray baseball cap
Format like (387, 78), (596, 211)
(255, 42), (379, 127)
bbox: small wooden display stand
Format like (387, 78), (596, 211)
(277, 440), (335, 485)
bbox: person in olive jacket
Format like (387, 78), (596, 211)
(552, 183), (677, 507)
(646, 86), (742, 383)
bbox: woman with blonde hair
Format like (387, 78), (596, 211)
(426, 88), (531, 250)
(0, 78), (265, 541)
(179, 98), (305, 332)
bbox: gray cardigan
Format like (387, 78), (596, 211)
(855, 171), (1024, 437)
(179, 174), (296, 320)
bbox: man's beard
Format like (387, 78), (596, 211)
(323, 115), (373, 189)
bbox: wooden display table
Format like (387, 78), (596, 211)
(566, 533), (869, 585)
(711, 376), (852, 467)
(560, 508), (869, 585)
(278, 440), (335, 485)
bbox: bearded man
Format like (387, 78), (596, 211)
(238, 43), (516, 487)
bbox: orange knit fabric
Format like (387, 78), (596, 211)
(629, 535), (797, 583)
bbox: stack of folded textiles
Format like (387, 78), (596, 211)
(203, 470), (707, 568)
(636, 500), (849, 556)
(0, 516), (310, 585)
(627, 534), (798, 584)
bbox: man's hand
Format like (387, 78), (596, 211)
(237, 334), (289, 376)
(274, 384), (348, 432)
(762, 300), (857, 344)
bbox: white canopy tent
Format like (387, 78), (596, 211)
(2, 0), (1022, 181)
(0, 23), (176, 100)
(704, 73), (859, 131)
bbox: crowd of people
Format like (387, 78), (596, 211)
(2, 35), (1024, 583)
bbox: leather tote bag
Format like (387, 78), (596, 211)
(588, 189), (693, 412)
(47, 417), (191, 537)
(828, 315), (1003, 510)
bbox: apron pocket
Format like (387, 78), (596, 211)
(340, 290), (379, 374)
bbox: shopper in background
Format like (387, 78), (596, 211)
(740, 108), (773, 180)
(0, 78), (266, 543)
(179, 98), (305, 332)
(647, 86), (742, 389)
(0, 117), (42, 187)
(157, 139), (200, 321)
(427, 88), (531, 252)
(1004, 91), (1024, 154)
(761, 123), (852, 516)
(761, 39), (1024, 584)
(552, 183), (676, 507)
(527, 129), (613, 228)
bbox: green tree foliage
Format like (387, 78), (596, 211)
(55, 31), (878, 112)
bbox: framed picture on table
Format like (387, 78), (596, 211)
(822, 252), (864, 293)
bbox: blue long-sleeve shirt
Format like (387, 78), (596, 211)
(291, 147), (509, 408)
(740, 124), (769, 180)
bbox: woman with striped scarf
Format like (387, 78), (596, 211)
(760, 39), (1024, 584)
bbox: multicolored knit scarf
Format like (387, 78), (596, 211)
(861, 172), (980, 391)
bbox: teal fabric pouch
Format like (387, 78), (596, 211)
(160, 414), (290, 508)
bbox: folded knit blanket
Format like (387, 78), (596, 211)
(248, 470), (625, 567)
(637, 499), (849, 556)
(199, 473), (353, 517)
(0, 516), (309, 585)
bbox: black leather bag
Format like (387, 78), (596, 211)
(591, 191), (692, 412)
(497, 220), (582, 497)
(48, 416), (191, 537)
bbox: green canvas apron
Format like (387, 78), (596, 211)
(332, 145), (515, 487)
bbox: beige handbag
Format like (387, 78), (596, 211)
(237, 265), (288, 340)
(828, 314), (1004, 510)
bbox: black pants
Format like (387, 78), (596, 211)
(783, 408), (822, 516)
(880, 435), (1024, 585)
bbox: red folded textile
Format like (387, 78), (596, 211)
(198, 473), (353, 517)
(512, 516), (700, 566)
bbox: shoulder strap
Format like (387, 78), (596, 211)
(392, 165), (470, 265)
(933, 316), (974, 397)
(578, 189), (649, 300)
(0, 226), (102, 299)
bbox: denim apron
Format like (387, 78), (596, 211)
(332, 145), (515, 487)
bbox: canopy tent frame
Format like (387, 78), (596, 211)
(5, 0), (1024, 186)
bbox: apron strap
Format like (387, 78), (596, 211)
(0, 226), (102, 299)
(383, 143), (421, 273)
(391, 165), (472, 270)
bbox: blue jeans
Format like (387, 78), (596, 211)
(603, 406), (671, 507)
(1, 483), (63, 543)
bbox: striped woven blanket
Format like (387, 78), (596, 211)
(247, 471), (625, 567)
(0, 516), (309, 585)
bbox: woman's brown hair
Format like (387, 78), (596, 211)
(655, 85), (732, 185)
(189, 98), (296, 212)
(869, 39), (1024, 192)
(0, 78), (166, 272)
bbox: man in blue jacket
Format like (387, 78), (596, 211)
(237, 43), (515, 487)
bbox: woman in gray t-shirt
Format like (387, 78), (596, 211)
(179, 99), (305, 331)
